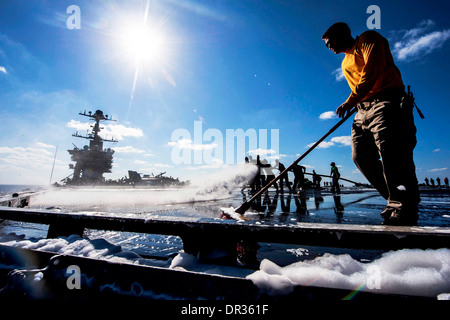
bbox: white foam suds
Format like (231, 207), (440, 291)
(0, 233), (167, 267)
(1, 232), (449, 298)
(219, 206), (248, 220)
(246, 249), (450, 297)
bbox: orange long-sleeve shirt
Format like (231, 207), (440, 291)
(342, 30), (404, 106)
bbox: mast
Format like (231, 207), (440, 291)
(67, 110), (118, 184)
(73, 110), (118, 148)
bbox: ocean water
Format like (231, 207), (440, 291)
(0, 184), (45, 196)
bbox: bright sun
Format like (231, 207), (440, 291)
(120, 24), (168, 67)
(110, 1), (177, 111)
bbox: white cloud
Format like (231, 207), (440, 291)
(392, 20), (450, 61)
(306, 135), (351, 149)
(307, 140), (335, 149)
(396, 30), (450, 60)
(330, 135), (352, 146)
(153, 163), (172, 168)
(0, 146), (53, 163)
(198, 158), (228, 169)
(66, 120), (90, 132)
(36, 142), (56, 149)
(432, 148), (441, 152)
(168, 138), (217, 150)
(248, 148), (277, 157)
(104, 124), (144, 140)
(319, 111), (337, 120)
(0, 66), (7, 74)
(332, 68), (345, 81)
(113, 146), (146, 153)
(428, 167), (447, 172)
(67, 120), (144, 141)
(266, 154), (286, 161)
(402, 19), (435, 38)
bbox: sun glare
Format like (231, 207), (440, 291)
(108, 1), (178, 115)
(120, 24), (168, 66)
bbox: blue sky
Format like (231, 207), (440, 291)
(0, 0), (449, 186)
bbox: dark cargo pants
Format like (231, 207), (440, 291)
(351, 90), (420, 220)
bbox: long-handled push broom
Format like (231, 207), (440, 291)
(233, 108), (357, 215)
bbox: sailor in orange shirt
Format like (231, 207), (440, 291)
(322, 22), (420, 225)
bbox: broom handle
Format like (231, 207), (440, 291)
(246, 108), (356, 203)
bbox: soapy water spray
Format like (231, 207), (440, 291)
(30, 164), (258, 212)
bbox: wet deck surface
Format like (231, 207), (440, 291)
(10, 186), (449, 225)
(1, 186), (449, 266)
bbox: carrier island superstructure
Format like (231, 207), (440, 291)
(64, 109), (186, 186)
(66, 110), (117, 184)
